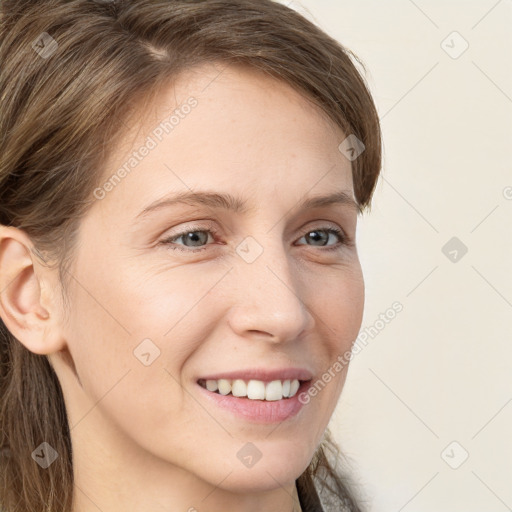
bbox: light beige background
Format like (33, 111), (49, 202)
(280, 1), (512, 510)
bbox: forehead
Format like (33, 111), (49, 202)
(93, 63), (354, 218)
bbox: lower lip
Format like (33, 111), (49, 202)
(196, 381), (310, 424)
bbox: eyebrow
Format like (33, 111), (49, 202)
(135, 189), (362, 220)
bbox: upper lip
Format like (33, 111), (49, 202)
(198, 367), (314, 383)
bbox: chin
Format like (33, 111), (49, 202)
(223, 447), (313, 493)
(222, 467), (303, 494)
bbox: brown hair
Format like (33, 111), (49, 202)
(0, 1), (381, 510)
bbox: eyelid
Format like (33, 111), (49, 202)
(159, 220), (218, 239)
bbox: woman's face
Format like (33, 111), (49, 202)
(51, 63), (364, 495)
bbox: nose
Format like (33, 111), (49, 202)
(226, 240), (314, 344)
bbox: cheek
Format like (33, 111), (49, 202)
(295, 267), (364, 435)
(64, 260), (226, 407)
(315, 267), (365, 350)
(62, 276), (209, 458)
(72, 257), (222, 354)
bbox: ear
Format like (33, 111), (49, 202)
(0, 225), (66, 355)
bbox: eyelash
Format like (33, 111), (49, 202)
(159, 224), (350, 253)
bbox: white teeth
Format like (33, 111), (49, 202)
(200, 378), (302, 400)
(247, 380), (265, 399)
(282, 379), (291, 397)
(217, 379), (231, 395)
(206, 379), (218, 392)
(232, 379), (247, 397)
(265, 380), (283, 401)
(289, 379), (300, 397)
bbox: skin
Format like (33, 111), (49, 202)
(0, 63), (365, 512)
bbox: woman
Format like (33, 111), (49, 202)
(0, 1), (382, 511)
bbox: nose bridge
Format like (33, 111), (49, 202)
(227, 235), (313, 341)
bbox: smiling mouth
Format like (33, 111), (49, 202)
(197, 378), (308, 401)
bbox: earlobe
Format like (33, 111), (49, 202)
(0, 226), (65, 355)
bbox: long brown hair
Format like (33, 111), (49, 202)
(0, 1), (382, 510)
